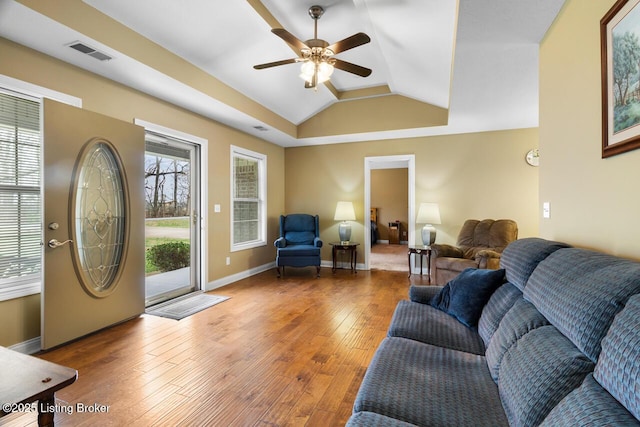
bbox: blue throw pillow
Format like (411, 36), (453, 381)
(430, 268), (506, 328)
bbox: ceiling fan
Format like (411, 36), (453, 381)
(253, 5), (372, 90)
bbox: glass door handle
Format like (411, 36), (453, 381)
(48, 239), (73, 249)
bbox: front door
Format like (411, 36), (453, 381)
(41, 99), (145, 350)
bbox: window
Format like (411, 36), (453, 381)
(0, 90), (41, 300)
(231, 146), (266, 251)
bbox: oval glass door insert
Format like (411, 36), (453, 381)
(73, 138), (128, 297)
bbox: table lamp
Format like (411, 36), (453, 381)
(416, 203), (441, 245)
(334, 201), (356, 243)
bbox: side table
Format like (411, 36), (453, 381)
(408, 245), (431, 281)
(0, 346), (77, 427)
(330, 242), (359, 273)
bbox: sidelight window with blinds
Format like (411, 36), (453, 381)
(0, 91), (41, 300)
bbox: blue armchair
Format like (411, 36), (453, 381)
(274, 214), (323, 277)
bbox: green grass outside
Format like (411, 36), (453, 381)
(145, 218), (190, 228)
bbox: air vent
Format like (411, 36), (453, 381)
(253, 125), (269, 132)
(67, 41), (112, 61)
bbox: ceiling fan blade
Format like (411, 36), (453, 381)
(326, 32), (370, 54)
(253, 58), (299, 70)
(272, 28), (309, 52)
(333, 59), (372, 77)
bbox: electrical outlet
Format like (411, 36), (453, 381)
(543, 202), (550, 219)
(226, 257), (230, 265)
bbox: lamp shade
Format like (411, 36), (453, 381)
(334, 201), (356, 221)
(416, 203), (441, 224)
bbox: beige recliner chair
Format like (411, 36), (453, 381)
(430, 219), (518, 285)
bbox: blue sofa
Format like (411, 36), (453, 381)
(348, 238), (640, 426)
(274, 214), (323, 278)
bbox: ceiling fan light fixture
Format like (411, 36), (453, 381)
(318, 61), (334, 79)
(300, 61), (315, 82)
(299, 60), (334, 84)
(318, 62), (333, 78)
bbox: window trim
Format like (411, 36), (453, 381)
(0, 75), (80, 302)
(230, 145), (267, 252)
(0, 74), (81, 108)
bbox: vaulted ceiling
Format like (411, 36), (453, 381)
(0, 0), (565, 147)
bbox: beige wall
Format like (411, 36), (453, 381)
(0, 295), (40, 346)
(539, 1), (640, 259)
(285, 128), (540, 263)
(0, 38), (285, 346)
(371, 169), (409, 241)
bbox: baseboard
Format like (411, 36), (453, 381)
(8, 336), (40, 354)
(206, 262), (276, 291)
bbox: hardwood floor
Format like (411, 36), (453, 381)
(2, 268), (430, 426)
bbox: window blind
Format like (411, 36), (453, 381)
(0, 91), (41, 292)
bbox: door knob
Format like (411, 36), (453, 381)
(48, 239), (73, 249)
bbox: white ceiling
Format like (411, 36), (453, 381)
(0, 0), (565, 147)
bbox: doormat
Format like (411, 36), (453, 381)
(145, 292), (229, 320)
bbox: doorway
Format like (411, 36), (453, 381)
(364, 155), (415, 272)
(143, 131), (202, 307)
(370, 167), (409, 271)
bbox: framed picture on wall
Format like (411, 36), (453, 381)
(601, 0), (640, 158)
